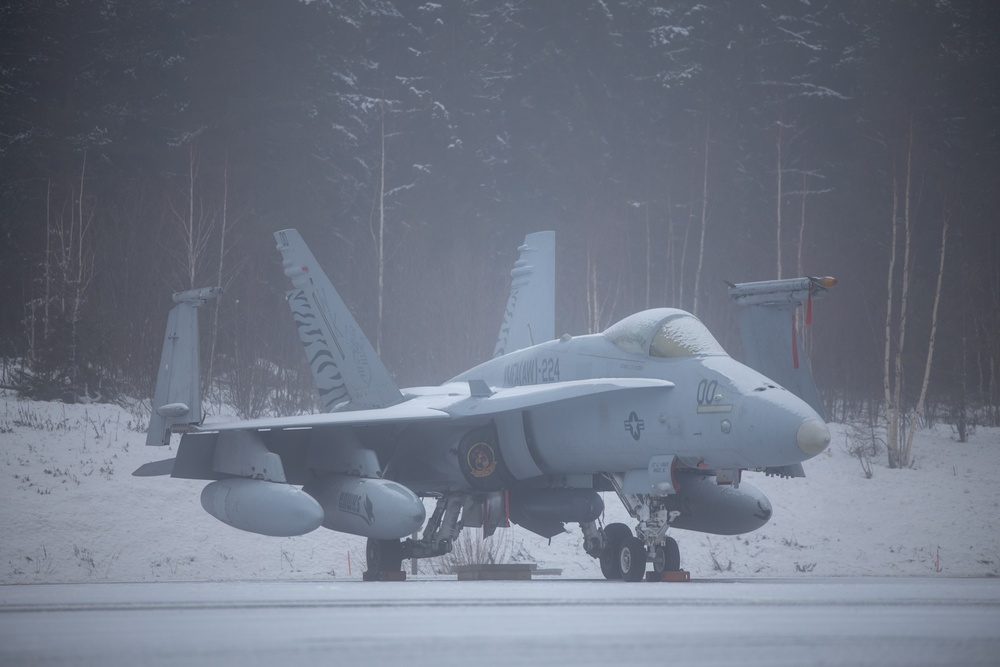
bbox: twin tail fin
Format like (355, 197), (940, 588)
(275, 229), (403, 411)
(146, 287), (222, 446)
(728, 276), (837, 420)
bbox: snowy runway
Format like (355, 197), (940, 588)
(2, 578), (998, 667)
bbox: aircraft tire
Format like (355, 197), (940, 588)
(652, 537), (681, 573)
(599, 523), (632, 580)
(599, 553), (619, 580)
(619, 536), (647, 582)
(366, 537), (403, 574)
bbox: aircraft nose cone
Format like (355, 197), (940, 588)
(796, 419), (831, 456)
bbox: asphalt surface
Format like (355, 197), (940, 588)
(2, 577), (998, 666)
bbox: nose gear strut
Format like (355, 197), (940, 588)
(582, 473), (684, 581)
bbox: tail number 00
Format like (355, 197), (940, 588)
(696, 379), (718, 406)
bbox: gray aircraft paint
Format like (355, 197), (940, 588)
(493, 231), (555, 358)
(146, 287), (222, 447)
(138, 230), (834, 578)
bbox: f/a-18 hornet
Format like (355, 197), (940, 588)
(136, 230), (835, 581)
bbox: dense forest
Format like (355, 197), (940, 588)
(2, 1), (998, 433)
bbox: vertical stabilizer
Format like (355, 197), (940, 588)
(274, 229), (404, 411)
(493, 231), (555, 357)
(728, 277), (837, 420)
(146, 287), (222, 446)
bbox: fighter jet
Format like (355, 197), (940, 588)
(136, 229), (835, 581)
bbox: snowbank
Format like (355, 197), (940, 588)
(2, 391), (997, 583)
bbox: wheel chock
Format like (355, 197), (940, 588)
(363, 570), (407, 581)
(646, 570), (691, 582)
(453, 564), (533, 581)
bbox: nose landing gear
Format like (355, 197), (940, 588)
(591, 522), (681, 582)
(617, 536), (648, 582)
(585, 481), (686, 581)
(651, 536), (680, 575)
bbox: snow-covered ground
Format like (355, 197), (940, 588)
(2, 390), (998, 583)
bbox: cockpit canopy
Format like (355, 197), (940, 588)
(603, 308), (727, 359)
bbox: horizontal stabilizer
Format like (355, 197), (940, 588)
(132, 458), (176, 477)
(764, 463), (806, 478)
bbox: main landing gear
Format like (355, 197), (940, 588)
(365, 538), (403, 574)
(366, 493), (469, 578)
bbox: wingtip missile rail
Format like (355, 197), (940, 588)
(727, 276), (837, 307)
(171, 286), (223, 305)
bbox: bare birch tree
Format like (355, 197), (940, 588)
(775, 120), (785, 280)
(643, 201), (652, 309)
(373, 100), (387, 355)
(692, 120), (710, 317)
(25, 156), (96, 398)
(883, 146), (904, 468)
(890, 127), (916, 468)
(676, 198), (693, 311)
(903, 207), (948, 459)
(67, 152), (96, 387)
(585, 245), (623, 334)
(586, 248), (601, 334)
(169, 144), (215, 290)
(797, 170), (808, 279)
(205, 155), (247, 407)
(883, 123), (947, 469)
(663, 188), (679, 307)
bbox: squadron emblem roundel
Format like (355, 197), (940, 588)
(467, 442), (498, 478)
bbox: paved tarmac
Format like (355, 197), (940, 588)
(2, 577), (998, 666)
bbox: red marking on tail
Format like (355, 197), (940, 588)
(792, 312), (800, 369)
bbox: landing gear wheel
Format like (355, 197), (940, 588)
(599, 553), (619, 580)
(366, 538), (403, 574)
(619, 536), (647, 582)
(652, 536), (681, 574)
(599, 523), (633, 580)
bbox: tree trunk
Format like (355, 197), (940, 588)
(775, 120), (784, 280)
(374, 100), (387, 355)
(904, 207), (948, 458)
(797, 170), (807, 279)
(692, 120), (709, 317)
(206, 156), (230, 409)
(892, 124), (915, 467)
(883, 159), (900, 468)
(644, 200), (651, 309)
(171, 144), (214, 291)
(884, 122), (916, 469)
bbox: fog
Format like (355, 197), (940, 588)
(1, 1), (997, 422)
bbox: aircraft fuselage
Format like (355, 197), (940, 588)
(448, 308), (828, 482)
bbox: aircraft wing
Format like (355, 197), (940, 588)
(193, 401), (452, 433)
(194, 378), (673, 432)
(445, 378), (674, 418)
(138, 378), (674, 485)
